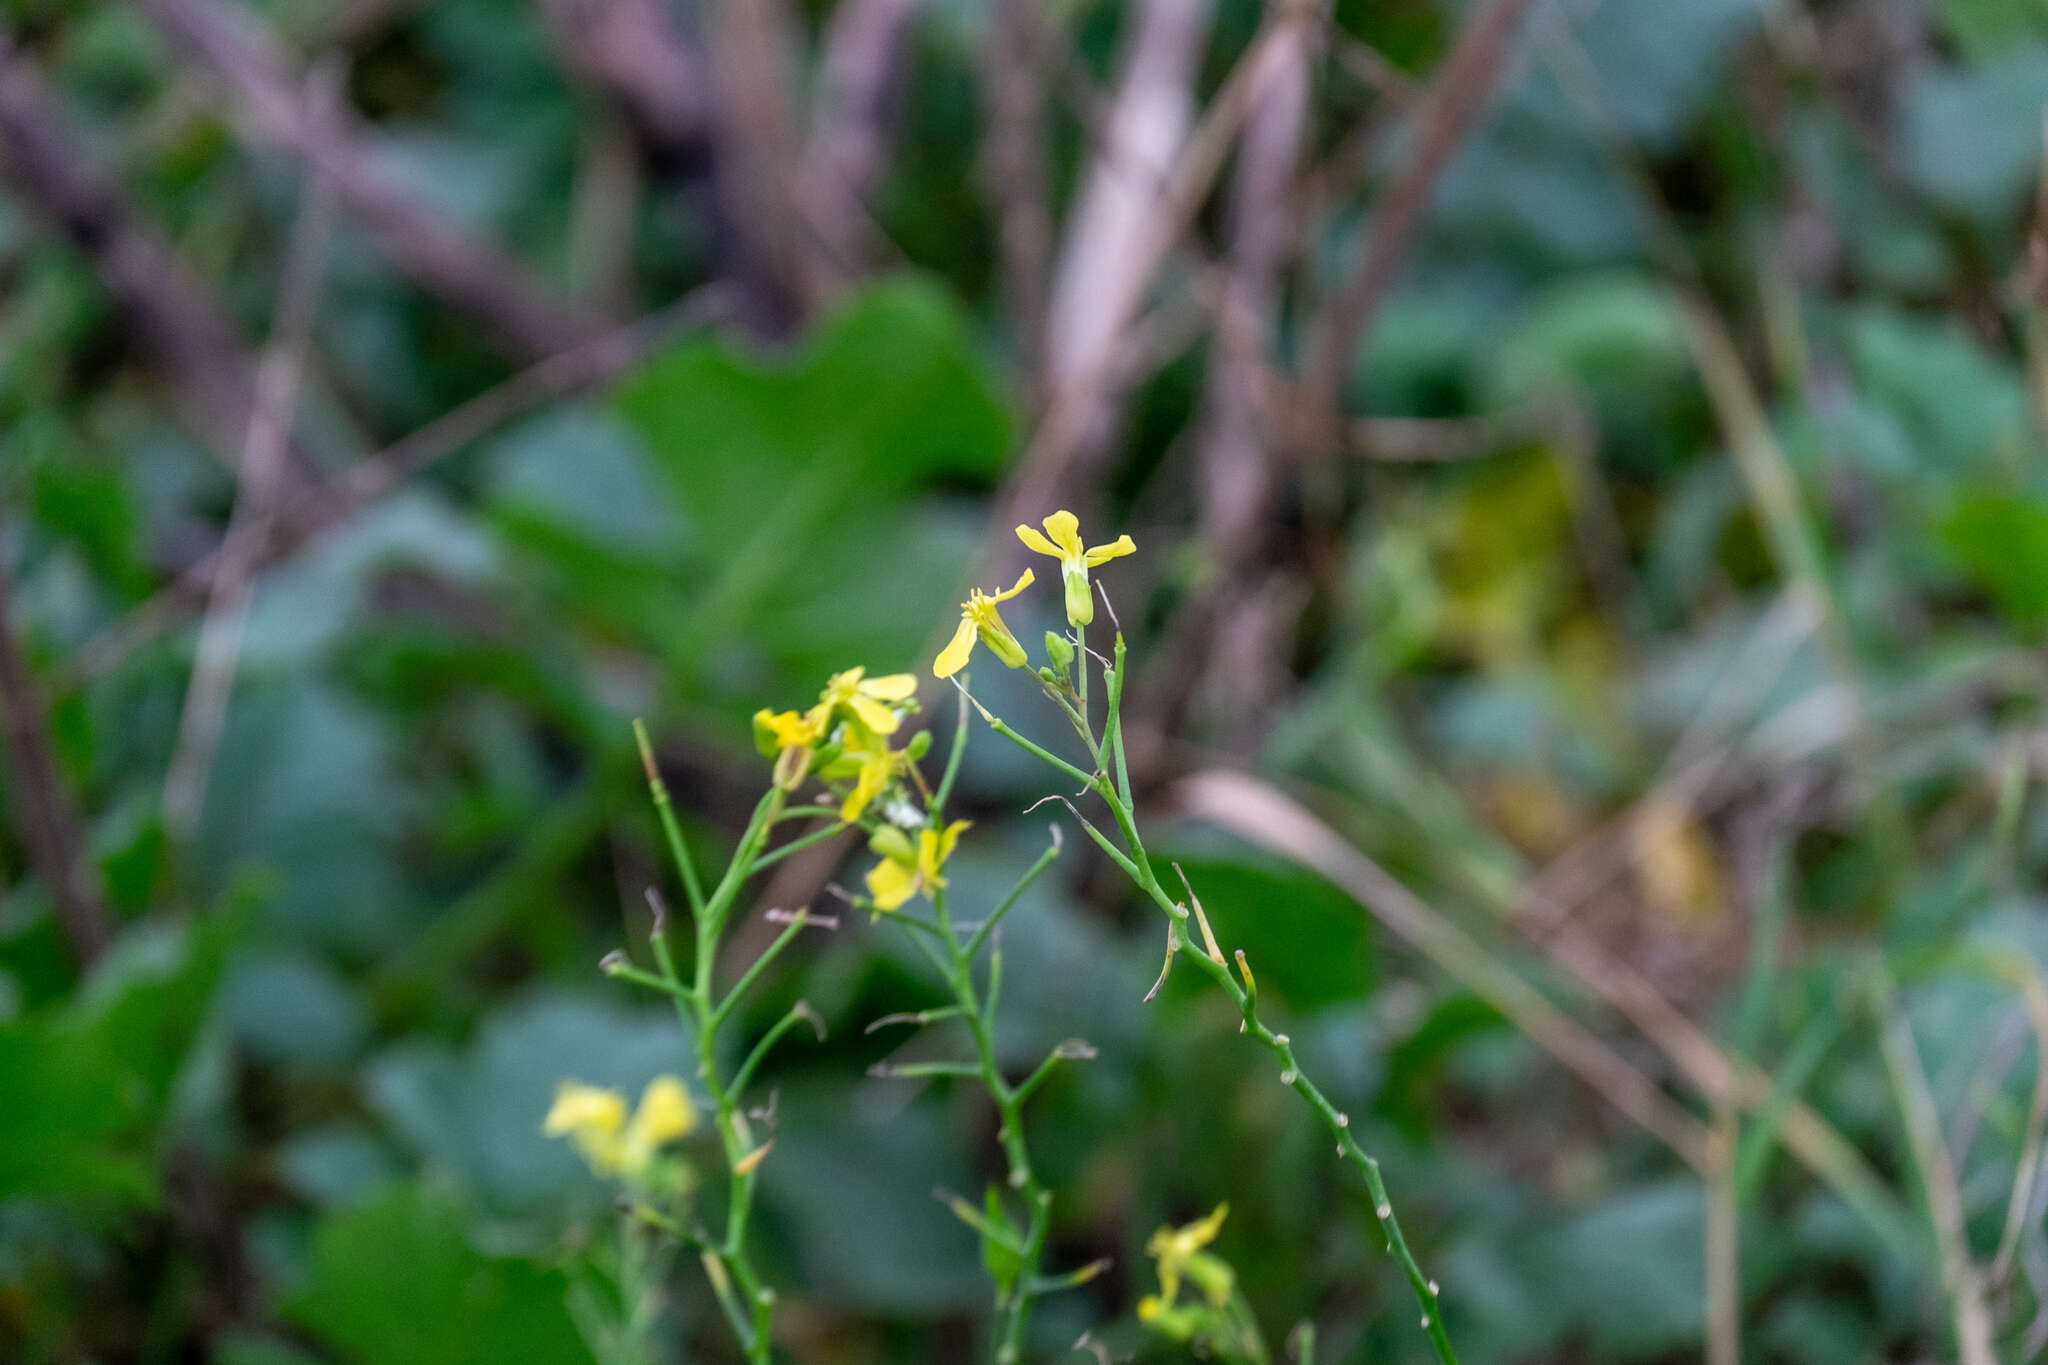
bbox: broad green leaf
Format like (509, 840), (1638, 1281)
(284, 1180), (590, 1365)
(1153, 848), (1377, 1012)
(612, 277), (1012, 684)
(1901, 45), (2048, 220)
(364, 993), (690, 1217)
(0, 917), (235, 1208)
(1939, 493), (2048, 628)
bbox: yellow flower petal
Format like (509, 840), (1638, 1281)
(847, 691), (901, 736)
(545, 1081), (630, 1175)
(757, 709), (820, 751)
(865, 856), (918, 910)
(858, 673), (918, 702)
(933, 614), (978, 678)
(1041, 510), (1083, 559)
(628, 1076), (696, 1147)
(1016, 523), (1061, 558)
(1084, 534), (1136, 566)
(840, 749), (891, 821)
(990, 566), (1035, 603)
(544, 1082), (626, 1138)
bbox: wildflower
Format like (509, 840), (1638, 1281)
(753, 706), (827, 789)
(620, 1075), (696, 1172)
(864, 819), (970, 911)
(1015, 510), (1134, 627)
(817, 667), (918, 737)
(1137, 1203), (1234, 1322)
(829, 724), (914, 821)
(755, 668), (915, 791)
(934, 569), (1035, 678)
(545, 1075), (696, 1179)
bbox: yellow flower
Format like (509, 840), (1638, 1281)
(833, 724), (912, 821)
(933, 569), (1035, 678)
(1015, 510), (1134, 627)
(545, 1076), (696, 1178)
(753, 706), (826, 789)
(864, 820), (970, 911)
(818, 667), (917, 736)
(545, 1081), (628, 1175)
(620, 1075), (696, 1172)
(754, 708), (825, 753)
(1144, 1203), (1234, 1309)
(754, 668), (914, 792)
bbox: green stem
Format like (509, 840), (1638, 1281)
(1015, 636), (1461, 1365)
(633, 745), (797, 1364)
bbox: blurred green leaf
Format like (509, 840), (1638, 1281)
(284, 1180), (590, 1365)
(1939, 492), (2048, 628)
(365, 993), (690, 1217)
(1900, 45), (2048, 220)
(612, 277), (1012, 684)
(0, 916), (234, 1208)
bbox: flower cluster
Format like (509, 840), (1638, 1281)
(1137, 1204), (1260, 1354)
(545, 1075), (696, 1182)
(936, 509), (1136, 678)
(754, 666), (924, 820)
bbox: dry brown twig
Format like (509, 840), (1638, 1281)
(58, 289), (734, 695)
(0, 542), (115, 965)
(0, 33), (329, 508)
(1300, 0), (1537, 442)
(1877, 974), (1998, 1365)
(978, 0), (1057, 401)
(801, 0), (918, 274)
(1175, 770), (1713, 1169)
(137, 0), (602, 361)
(162, 62), (344, 842)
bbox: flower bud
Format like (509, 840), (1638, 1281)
(979, 619), (1029, 670)
(868, 825), (915, 864)
(905, 730), (933, 760)
(771, 743), (810, 791)
(1062, 568), (1094, 627)
(1043, 631), (1074, 674)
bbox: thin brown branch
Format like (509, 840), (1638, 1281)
(0, 544), (114, 964)
(1008, 0), (1324, 531)
(163, 63), (343, 842)
(1036, 0), (1212, 493)
(536, 0), (710, 164)
(978, 0), (1056, 400)
(137, 0), (603, 362)
(1176, 770), (1712, 1169)
(0, 33), (326, 508)
(1707, 1099), (1741, 1365)
(1877, 975), (1998, 1365)
(58, 288), (734, 693)
(707, 0), (834, 319)
(801, 0), (917, 274)
(1301, 0), (1535, 438)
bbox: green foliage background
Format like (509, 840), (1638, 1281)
(5, 0), (2048, 1361)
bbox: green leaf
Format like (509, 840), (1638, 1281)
(364, 993), (690, 1217)
(284, 1180), (591, 1365)
(1901, 45), (2048, 220)
(0, 916), (236, 1208)
(1839, 305), (2028, 476)
(1487, 273), (1689, 408)
(1154, 850), (1377, 1012)
(612, 276), (1012, 682)
(1939, 493), (2048, 628)
(979, 1186), (1024, 1296)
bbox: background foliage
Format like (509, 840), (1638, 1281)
(4, 0), (2048, 1360)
